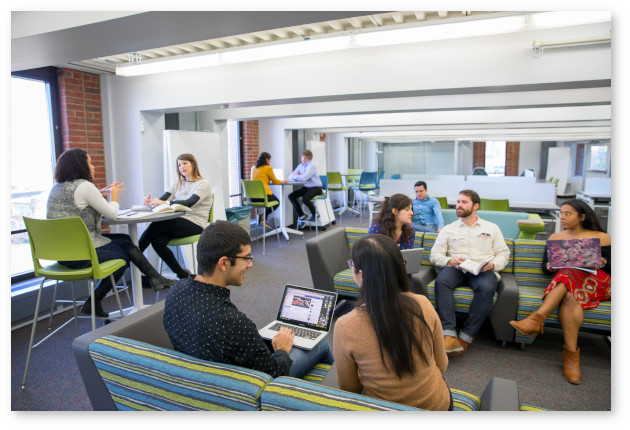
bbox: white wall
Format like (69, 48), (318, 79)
(100, 21), (611, 206)
(519, 141), (543, 177)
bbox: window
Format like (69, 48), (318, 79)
(11, 68), (62, 282)
(485, 140), (506, 176)
(588, 144), (609, 173)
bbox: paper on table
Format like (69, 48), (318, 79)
(117, 211), (153, 219)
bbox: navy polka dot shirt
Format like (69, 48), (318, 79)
(368, 221), (415, 249)
(163, 277), (292, 377)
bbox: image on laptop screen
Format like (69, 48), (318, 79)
(278, 286), (335, 330)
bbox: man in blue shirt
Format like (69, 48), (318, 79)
(411, 181), (445, 233)
(288, 149), (323, 224)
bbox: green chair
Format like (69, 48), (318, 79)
(435, 196), (448, 209)
(156, 195), (214, 302)
(517, 214), (546, 240)
(21, 216), (127, 389)
(327, 172), (348, 222)
(351, 171), (379, 223)
(345, 168), (363, 189)
(479, 198), (510, 211)
(241, 180), (280, 254)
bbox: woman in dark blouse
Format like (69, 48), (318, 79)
(510, 199), (610, 385)
(368, 193), (415, 249)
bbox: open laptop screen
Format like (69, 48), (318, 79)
(277, 285), (337, 330)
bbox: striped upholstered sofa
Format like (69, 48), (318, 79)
(305, 228), (518, 345)
(512, 239), (611, 346)
(72, 299), (534, 411)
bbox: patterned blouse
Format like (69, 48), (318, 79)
(368, 221), (415, 249)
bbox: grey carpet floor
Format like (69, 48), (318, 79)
(11, 213), (612, 411)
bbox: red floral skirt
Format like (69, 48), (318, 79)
(543, 268), (611, 309)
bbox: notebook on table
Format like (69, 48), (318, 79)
(259, 285), (338, 350)
(546, 238), (602, 273)
(401, 248), (424, 274)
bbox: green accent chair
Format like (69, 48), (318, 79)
(21, 216), (127, 389)
(241, 180), (280, 254)
(345, 168), (362, 189)
(516, 213), (546, 240)
(479, 198), (510, 211)
(327, 171), (347, 222)
(435, 196), (448, 209)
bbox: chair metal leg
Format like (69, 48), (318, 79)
(71, 281), (79, 337)
(110, 274), (124, 318)
(22, 277), (46, 389)
(261, 209), (266, 254)
(190, 243), (197, 274)
(88, 279), (96, 331)
(47, 280), (60, 329)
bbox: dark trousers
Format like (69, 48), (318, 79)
(251, 193), (280, 218)
(139, 218), (203, 278)
(288, 186), (322, 217)
(434, 266), (498, 342)
(60, 233), (132, 300)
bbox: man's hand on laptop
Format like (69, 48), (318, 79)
(272, 326), (294, 353)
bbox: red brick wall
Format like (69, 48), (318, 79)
(241, 120), (260, 179)
(505, 141), (520, 176)
(57, 68), (107, 190)
(472, 142), (486, 169)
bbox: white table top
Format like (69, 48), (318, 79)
(103, 211), (184, 225)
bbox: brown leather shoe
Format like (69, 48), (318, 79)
(509, 311), (546, 337)
(562, 345), (581, 385)
(444, 335), (464, 357)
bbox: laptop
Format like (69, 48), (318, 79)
(546, 238), (601, 270)
(401, 248), (424, 274)
(259, 285), (338, 350)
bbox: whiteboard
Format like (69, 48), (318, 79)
(163, 130), (226, 221)
(546, 147), (571, 196)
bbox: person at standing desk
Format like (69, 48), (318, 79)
(334, 234), (452, 410)
(46, 148), (176, 317)
(251, 152), (287, 228)
(139, 153), (212, 280)
(287, 149), (323, 225)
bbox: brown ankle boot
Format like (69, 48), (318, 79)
(562, 345), (581, 384)
(509, 311), (546, 337)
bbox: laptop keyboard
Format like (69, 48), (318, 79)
(270, 323), (321, 340)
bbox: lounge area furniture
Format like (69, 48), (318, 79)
(441, 209), (545, 241)
(241, 179), (281, 254)
(72, 298), (544, 411)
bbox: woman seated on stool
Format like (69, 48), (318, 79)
(368, 193), (415, 249)
(140, 153), (212, 279)
(47, 148), (176, 317)
(251, 152), (287, 228)
(333, 234), (452, 410)
(510, 199), (611, 385)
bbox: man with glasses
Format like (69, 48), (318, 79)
(164, 220), (333, 378)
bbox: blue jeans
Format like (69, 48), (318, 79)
(288, 339), (334, 379)
(434, 266), (498, 343)
(412, 222), (438, 233)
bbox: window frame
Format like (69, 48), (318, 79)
(11, 67), (63, 283)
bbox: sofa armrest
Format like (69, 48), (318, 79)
(305, 228), (352, 293)
(410, 266), (436, 297)
(489, 273), (519, 344)
(480, 377), (520, 411)
(72, 301), (170, 410)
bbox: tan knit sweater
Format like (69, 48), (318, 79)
(333, 293), (450, 411)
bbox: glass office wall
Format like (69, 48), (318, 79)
(380, 141), (455, 177)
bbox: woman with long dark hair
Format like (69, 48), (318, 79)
(140, 153), (212, 279)
(47, 148), (176, 317)
(510, 199), (611, 384)
(333, 235), (452, 410)
(368, 193), (415, 249)
(251, 152), (287, 227)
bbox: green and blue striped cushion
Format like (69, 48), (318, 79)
(513, 240), (611, 344)
(334, 229), (424, 297)
(260, 377), (481, 411)
(89, 335), (273, 411)
(302, 363), (332, 384)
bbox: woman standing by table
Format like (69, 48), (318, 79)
(47, 148), (176, 317)
(509, 199), (611, 384)
(140, 153), (212, 279)
(368, 193), (415, 249)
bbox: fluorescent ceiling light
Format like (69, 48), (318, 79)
(221, 36), (351, 63)
(116, 52), (223, 76)
(354, 15), (527, 46)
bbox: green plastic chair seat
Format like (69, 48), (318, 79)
(37, 260), (126, 282)
(167, 234), (202, 247)
(479, 198), (510, 211)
